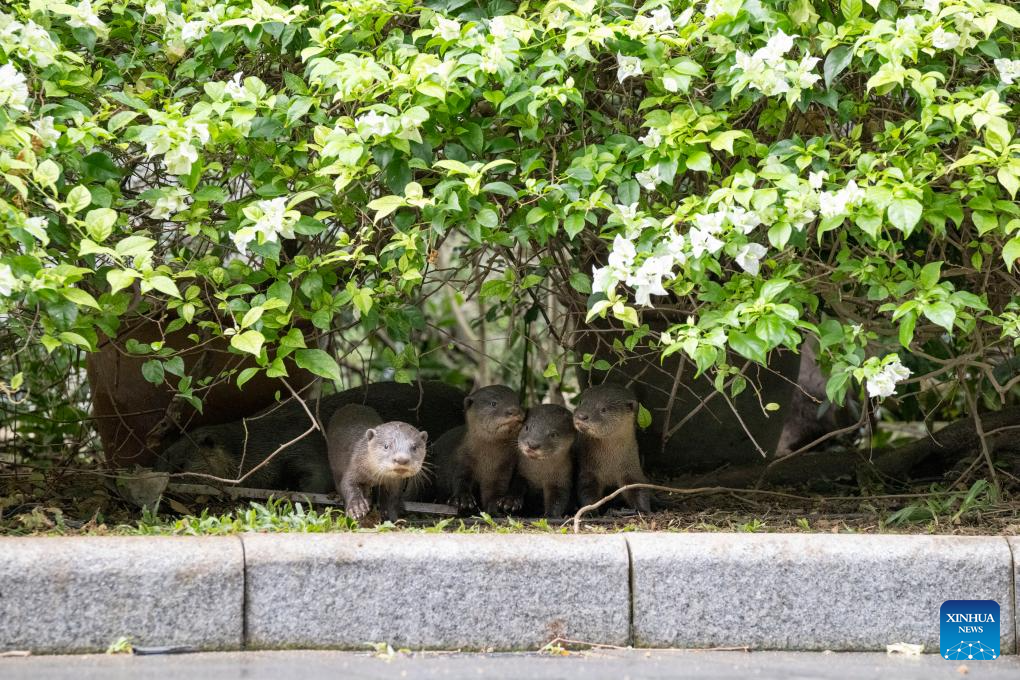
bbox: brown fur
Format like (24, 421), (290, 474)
(515, 404), (575, 517)
(427, 385), (524, 514)
(326, 404), (427, 521)
(573, 384), (651, 513)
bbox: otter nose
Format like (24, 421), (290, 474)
(393, 454), (411, 466)
(506, 406), (523, 418)
(524, 440), (539, 450)
(575, 412), (590, 421)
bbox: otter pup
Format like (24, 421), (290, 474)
(572, 384), (651, 514)
(326, 404), (427, 521)
(515, 404), (576, 517)
(427, 385), (524, 514)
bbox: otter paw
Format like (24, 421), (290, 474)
(450, 492), (476, 514)
(346, 497), (371, 520)
(496, 495), (524, 515)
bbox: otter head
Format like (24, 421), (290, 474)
(365, 422), (428, 479)
(157, 425), (234, 476)
(518, 404), (576, 461)
(572, 384), (638, 439)
(463, 384), (524, 439)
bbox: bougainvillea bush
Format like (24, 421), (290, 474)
(1, 0), (1019, 463)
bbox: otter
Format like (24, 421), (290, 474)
(572, 384), (651, 514)
(514, 404), (576, 517)
(423, 385), (524, 514)
(155, 416), (332, 493)
(326, 404), (427, 521)
(154, 380), (466, 494)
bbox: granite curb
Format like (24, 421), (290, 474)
(242, 533), (630, 650)
(0, 533), (1016, 654)
(0, 536), (244, 654)
(627, 533), (1016, 653)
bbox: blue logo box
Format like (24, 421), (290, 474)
(940, 600), (1000, 660)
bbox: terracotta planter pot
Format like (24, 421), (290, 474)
(87, 319), (314, 468)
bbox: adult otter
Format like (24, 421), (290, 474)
(326, 404), (427, 521)
(424, 385), (524, 514)
(572, 384), (651, 514)
(154, 416), (332, 493)
(515, 404), (575, 517)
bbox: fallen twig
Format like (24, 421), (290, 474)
(164, 482), (458, 516)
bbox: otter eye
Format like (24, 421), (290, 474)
(489, 400), (496, 407)
(601, 406), (608, 413)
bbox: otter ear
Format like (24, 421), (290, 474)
(198, 433), (217, 447)
(463, 396), (473, 410)
(419, 430), (428, 443)
(365, 428), (376, 441)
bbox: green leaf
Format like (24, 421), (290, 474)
(922, 301), (956, 333)
(918, 261), (942, 289)
(709, 130), (745, 154)
(542, 362), (560, 380)
(141, 360), (165, 385)
(107, 111), (139, 133)
(107, 269), (137, 294)
(61, 287), (100, 309)
(144, 275), (181, 298)
(564, 212), (586, 239)
(1003, 237), (1020, 272)
(685, 151), (712, 173)
(886, 199), (922, 236)
(66, 185), (92, 213)
(840, 0), (862, 20)
(237, 366), (260, 389)
(637, 404), (652, 429)
(230, 330), (265, 357)
(898, 312), (916, 348)
(823, 45), (853, 89)
(569, 272), (592, 294)
(294, 348), (341, 382)
(34, 159), (61, 187)
(728, 331), (767, 363)
(84, 208), (117, 241)
(366, 195), (405, 222)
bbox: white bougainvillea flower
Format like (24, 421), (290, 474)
(808, 170), (828, 189)
(163, 143), (198, 175)
(636, 166), (659, 191)
(145, 0), (166, 16)
(0, 63), (29, 112)
(760, 30), (796, 61)
(33, 117), (60, 147)
(433, 16), (461, 41)
(649, 7), (674, 32)
(0, 263), (20, 297)
(665, 232), (688, 265)
(639, 128), (663, 148)
(617, 54), (643, 83)
(688, 226), (724, 257)
(150, 188), (191, 219)
(995, 58), (1020, 85)
(676, 7), (694, 26)
(63, 0), (108, 36)
(233, 197), (300, 253)
(924, 0), (941, 13)
(734, 242), (768, 276)
(930, 26), (960, 50)
(355, 110), (398, 138)
(627, 255), (673, 306)
(607, 234), (636, 271)
(694, 211), (726, 234)
(866, 357), (912, 399)
(819, 180), (866, 218)
(728, 206), (762, 234)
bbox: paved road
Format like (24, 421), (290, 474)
(2, 649), (1018, 679)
